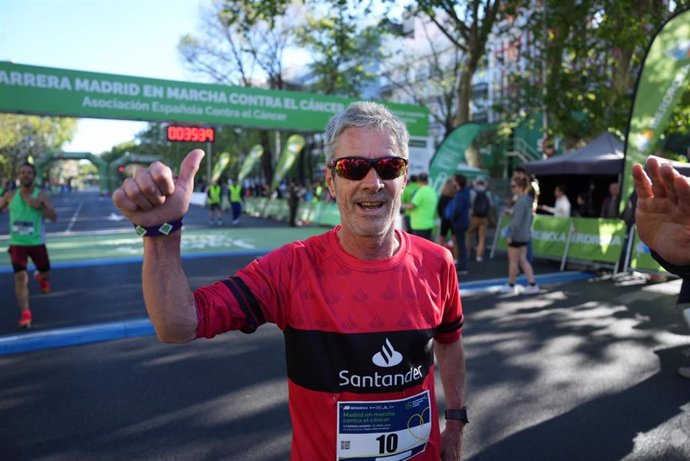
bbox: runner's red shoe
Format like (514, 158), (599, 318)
(18, 309), (32, 329)
(33, 271), (51, 294)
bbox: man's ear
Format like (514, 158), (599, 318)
(325, 167), (337, 198)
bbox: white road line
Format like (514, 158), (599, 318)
(65, 201), (83, 234)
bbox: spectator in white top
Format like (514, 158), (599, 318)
(539, 184), (571, 217)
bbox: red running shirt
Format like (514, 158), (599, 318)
(194, 226), (463, 460)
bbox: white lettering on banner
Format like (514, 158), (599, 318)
(284, 98), (298, 109)
(143, 84), (164, 98)
(0, 71), (72, 90)
(166, 87), (228, 103)
(299, 98), (345, 113)
(253, 110), (287, 121)
(82, 96), (150, 112)
(75, 78), (140, 96)
(531, 230), (567, 242)
(571, 233), (622, 246)
(228, 92), (283, 108)
(205, 106), (241, 118)
(651, 63), (690, 130)
(151, 101), (203, 115)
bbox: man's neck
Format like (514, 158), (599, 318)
(337, 228), (400, 261)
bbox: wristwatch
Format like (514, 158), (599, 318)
(445, 406), (469, 424)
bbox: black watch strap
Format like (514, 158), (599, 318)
(445, 406), (469, 424)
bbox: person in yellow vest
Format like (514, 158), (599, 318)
(228, 179), (243, 225)
(0, 163), (58, 329)
(206, 180), (223, 226)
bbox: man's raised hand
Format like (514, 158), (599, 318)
(112, 149), (204, 227)
(632, 156), (690, 266)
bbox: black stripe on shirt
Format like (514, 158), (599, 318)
(436, 314), (464, 334)
(284, 327), (435, 393)
(222, 276), (265, 333)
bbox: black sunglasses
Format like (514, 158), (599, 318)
(328, 156), (408, 181)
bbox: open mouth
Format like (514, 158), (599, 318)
(357, 201), (385, 210)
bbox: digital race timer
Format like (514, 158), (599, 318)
(166, 126), (215, 143)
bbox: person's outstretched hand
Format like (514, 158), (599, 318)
(112, 149), (204, 227)
(632, 156), (690, 266)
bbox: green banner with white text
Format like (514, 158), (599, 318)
(0, 62), (429, 136)
(495, 216), (626, 264)
(529, 217), (571, 259)
(569, 218), (627, 264)
(622, 9), (690, 211)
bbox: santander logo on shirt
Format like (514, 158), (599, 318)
(372, 338), (403, 367)
(339, 338), (424, 390)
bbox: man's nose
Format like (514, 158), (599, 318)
(360, 167), (384, 189)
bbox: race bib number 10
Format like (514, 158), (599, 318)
(336, 391), (431, 461)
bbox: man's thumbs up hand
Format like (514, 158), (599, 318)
(112, 149), (205, 227)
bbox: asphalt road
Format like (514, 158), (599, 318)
(1, 190), (690, 460)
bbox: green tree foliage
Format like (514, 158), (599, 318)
(295, 1), (384, 97)
(177, 0), (304, 181)
(379, 16), (463, 137)
(411, 0), (509, 126)
(502, 0), (682, 148)
(179, 0), (295, 89)
(0, 114), (76, 182)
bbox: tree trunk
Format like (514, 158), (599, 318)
(455, 67), (473, 126)
(259, 131), (273, 188)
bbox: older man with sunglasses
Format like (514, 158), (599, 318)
(112, 102), (468, 461)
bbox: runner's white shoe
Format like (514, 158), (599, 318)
(499, 284), (520, 294)
(523, 285), (540, 295)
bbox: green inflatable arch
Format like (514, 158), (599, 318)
(36, 151), (109, 194)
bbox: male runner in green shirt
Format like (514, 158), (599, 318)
(0, 163), (57, 329)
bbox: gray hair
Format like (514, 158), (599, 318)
(323, 101), (409, 163)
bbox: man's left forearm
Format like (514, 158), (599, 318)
(435, 338), (467, 410)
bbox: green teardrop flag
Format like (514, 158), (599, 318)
(237, 144), (264, 183)
(271, 134), (306, 190)
(428, 122), (481, 193)
(211, 152), (231, 182)
(622, 9), (690, 212)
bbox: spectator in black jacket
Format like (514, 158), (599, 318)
(632, 156), (690, 378)
(600, 181), (621, 218)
